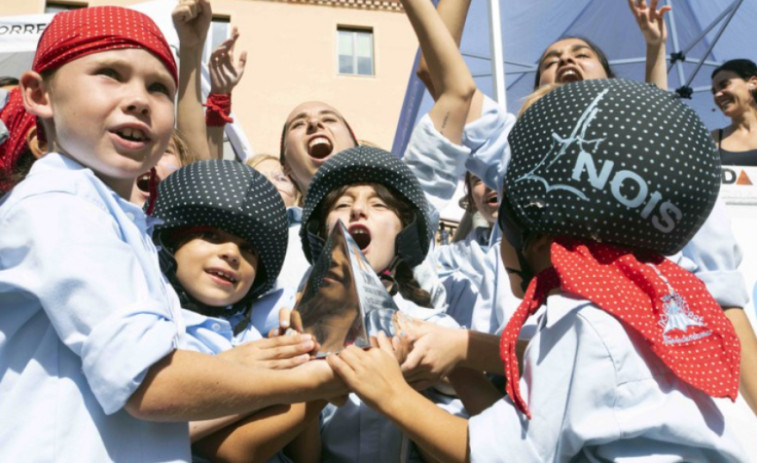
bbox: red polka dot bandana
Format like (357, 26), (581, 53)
(0, 87), (36, 192)
(32, 6), (177, 85)
(500, 237), (741, 419)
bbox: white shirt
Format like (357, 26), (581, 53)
(0, 153), (189, 462)
(469, 293), (748, 462)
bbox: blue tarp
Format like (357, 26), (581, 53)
(394, 0), (757, 154)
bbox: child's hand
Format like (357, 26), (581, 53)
(399, 317), (466, 390)
(218, 335), (316, 369)
(209, 27), (247, 94)
(172, 0), (212, 49)
(327, 332), (410, 411)
(270, 307), (305, 337)
(628, 0), (671, 46)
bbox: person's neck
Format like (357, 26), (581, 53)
(729, 106), (757, 134)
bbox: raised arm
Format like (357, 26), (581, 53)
(401, 0), (476, 145)
(207, 27), (247, 159)
(173, 0), (213, 160)
(628, 0), (672, 89)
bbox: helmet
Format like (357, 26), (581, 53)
(500, 78), (719, 256)
(300, 145), (433, 267)
(153, 160), (288, 300)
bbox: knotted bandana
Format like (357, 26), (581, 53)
(32, 6), (177, 85)
(500, 237), (741, 419)
(0, 87), (36, 192)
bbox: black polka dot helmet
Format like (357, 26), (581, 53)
(499, 78), (720, 255)
(153, 160), (288, 299)
(300, 145), (433, 267)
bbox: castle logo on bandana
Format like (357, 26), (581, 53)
(515, 88), (682, 234)
(658, 292), (712, 345)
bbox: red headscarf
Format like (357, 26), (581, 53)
(500, 237), (741, 419)
(0, 87), (36, 192)
(32, 6), (177, 85)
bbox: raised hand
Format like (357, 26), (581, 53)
(628, 0), (672, 46)
(218, 334), (316, 370)
(209, 27), (248, 94)
(172, 0), (213, 49)
(327, 332), (409, 411)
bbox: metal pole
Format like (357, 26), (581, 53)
(487, 0), (506, 108)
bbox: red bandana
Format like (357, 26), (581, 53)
(32, 6), (177, 85)
(500, 237), (741, 419)
(0, 87), (36, 192)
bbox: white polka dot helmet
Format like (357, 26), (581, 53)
(300, 145), (433, 267)
(153, 160), (288, 299)
(500, 78), (720, 255)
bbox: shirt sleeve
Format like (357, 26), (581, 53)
(680, 197), (748, 308)
(0, 193), (179, 414)
(402, 113), (471, 218)
(462, 95), (517, 194)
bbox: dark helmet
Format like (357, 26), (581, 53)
(153, 160), (288, 300)
(300, 145), (433, 267)
(499, 78), (719, 256)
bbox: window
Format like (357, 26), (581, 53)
(45, 2), (86, 13)
(202, 16), (231, 64)
(338, 28), (374, 76)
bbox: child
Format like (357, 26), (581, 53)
(0, 7), (342, 461)
(299, 145), (463, 462)
(152, 159), (324, 462)
(329, 79), (748, 461)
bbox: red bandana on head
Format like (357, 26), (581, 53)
(500, 237), (741, 419)
(32, 6), (177, 85)
(0, 87), (37, 192)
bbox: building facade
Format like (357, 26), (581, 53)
(0, 0), (418, 157)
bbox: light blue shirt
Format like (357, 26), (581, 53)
(0, 153), (190, 462)
(320, 296), (463, 463)
(403, 96), (516, 333)
(469, 293), (748, 462)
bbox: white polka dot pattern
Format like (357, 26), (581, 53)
(153, 160), (288, 297)
(500, 238), (741, 419)
(504, 79), (719, 255)
(300, 146), (432, 267)
(32, 6), (177, 84)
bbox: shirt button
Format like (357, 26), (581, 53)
(211, 323), (221, 332)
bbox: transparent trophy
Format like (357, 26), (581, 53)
(295, 220), (400, 356)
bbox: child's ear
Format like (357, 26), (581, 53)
(19, 71), (53, 119)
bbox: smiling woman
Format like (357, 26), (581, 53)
(711, 59), (757, 166)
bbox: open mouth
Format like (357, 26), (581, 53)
(113, 127), (150, 143)
(557, 68), (582, 83)
(136, 172), (151, 193)
(348, 224), (372, 251)
(486, 194), (499, 207)
(206, 268), (238, 285)
(308, 136), (333, 159)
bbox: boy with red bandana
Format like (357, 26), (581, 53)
(0, 7), (342, 462)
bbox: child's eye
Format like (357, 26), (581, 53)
(323, 116), (339, 123)
(149, 81), (173, 97)
(240, 244), (257, 257)
(97, 67), (121, 80)
(289, 120), (304, 130)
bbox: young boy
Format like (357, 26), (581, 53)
(328, 79), (748, 461)
(0, 7), (342, 462)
